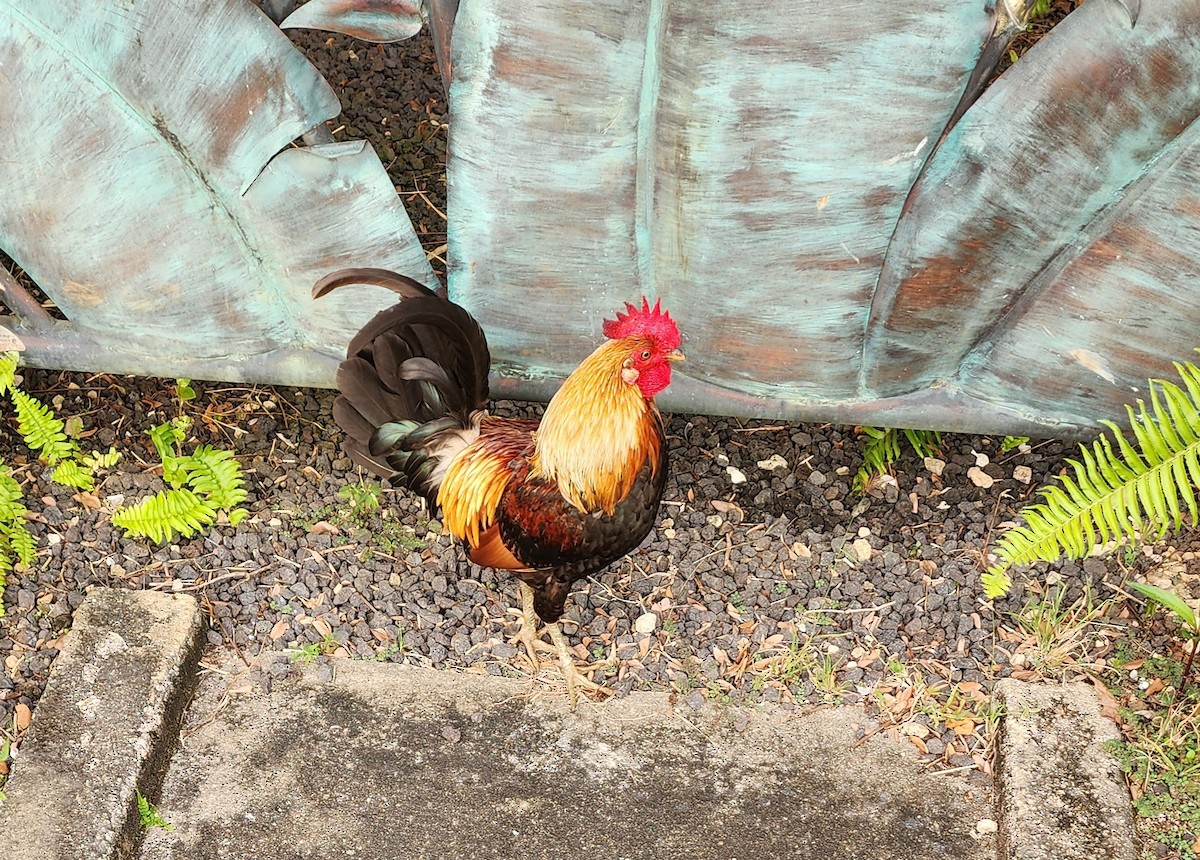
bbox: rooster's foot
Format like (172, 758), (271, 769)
(545, 621), (613, 710)
(510, 582), (555, 672)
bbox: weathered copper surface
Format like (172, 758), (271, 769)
(4, 0), (1199, 438)
(446, 0), (1199, 435)
(0, 0), (435, 386)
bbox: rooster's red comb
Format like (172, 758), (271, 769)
(602, 297), (681, 351)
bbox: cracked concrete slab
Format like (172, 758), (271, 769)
(0, 587), (203, 860)
(995, 679), (1138, 860)
(2, 590), (1142, 860)
(141, 656), (995, 860)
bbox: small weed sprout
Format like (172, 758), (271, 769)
(854, 426), (943, 494)
(136, 790), (173, 831)
(1127, 582), (1199, 702)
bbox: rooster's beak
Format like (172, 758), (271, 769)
(666, 349), (685, 362)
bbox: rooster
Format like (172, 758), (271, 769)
(315, 269), (683, 702)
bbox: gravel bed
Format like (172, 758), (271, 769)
(0, 367), (1150, 778)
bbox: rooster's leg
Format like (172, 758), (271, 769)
(511, 582), (553, 671)
(545, 621), (613, 709)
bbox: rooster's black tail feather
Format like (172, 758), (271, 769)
(316, 269), (490, 505)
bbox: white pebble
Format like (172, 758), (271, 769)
(975, 819), (998, 835)
(756, 454), (789, 472)
(634, 612), (658, 634)
(967, 466), (994, 488)
(727, 466), (747, 484)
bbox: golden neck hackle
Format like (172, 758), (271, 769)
(532, 340), (661, 514)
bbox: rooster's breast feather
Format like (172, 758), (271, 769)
(498, 410), (667, 572)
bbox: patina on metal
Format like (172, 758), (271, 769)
(4, 0), (1197, 440)
(0, 0), (435, 387)
(443, 0), (1194, 436)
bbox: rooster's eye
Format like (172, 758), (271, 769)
(639, 350), (652, 361)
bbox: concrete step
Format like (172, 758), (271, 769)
(0, 587), (204, 860)
(0, 588), (1141, 860)
(141, 656), (995, 860)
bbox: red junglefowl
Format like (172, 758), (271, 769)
(314, 269), (683, 703)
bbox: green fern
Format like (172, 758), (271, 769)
(854, 426), (944, 492)
(987, 359), (1200, 598)
(0, 350), (17, 395)
(51, 459), (95, 490)
(0, 466), (35, 611)
(181, 446), (247, 511)
(80, 448), (121, 471)
(148, 419), (191, 487)
(11, 389), (77, 466)
(3, 522), (35, 567)
(112, 488), (216, 544)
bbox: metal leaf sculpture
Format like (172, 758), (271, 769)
(437, 0), (1197, 435)
(0, 0), (435, 387)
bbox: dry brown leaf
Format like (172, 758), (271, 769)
(958, 681), (983, 695)
(73, 491), (102, 510)
(1090, 676), (1121, 723)
(312, 616), (332, 638)
(1144, 678), (1165, 697)
(15, 702), (32, 730)
(308, 520), (340, 536)
(908, 735), (928, 754)
(269, 620), (290, 641)
(711, 499), (741, 514)
(948, 718), (976, 736)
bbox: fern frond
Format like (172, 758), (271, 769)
(0, 466), (35, 603)
(0, 351), (17, 395)
(854, 426), (944, 493)
(112, 488), (216, 544)
(181, 446), (247, 511)
(991, 363), (1200, 596)
(982, 567), (1011, 600)
(854, 427), (899, 492)
(903, 428), (943, 460)
(51, 458), (95, 490)
(3, 522), (36, 566)
(11, 389), (77, 465)
(0, 467), (23, 509)
(81, 448), (121, 471)
(147, 420), (183, 462)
